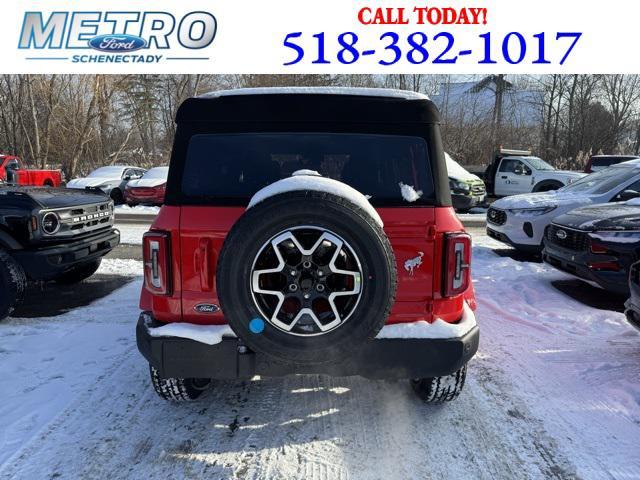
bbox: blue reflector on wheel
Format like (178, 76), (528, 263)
(249, 318), (265, 334)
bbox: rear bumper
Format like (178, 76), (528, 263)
(124, 190), (164, 205)
(542, 244), (628, 295)
(452, 193), (485, 211)
(13, 228), (120, 280)
(136, 313), (480, 380)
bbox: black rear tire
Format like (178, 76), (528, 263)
(54, 259), (102, 284)
(411, 364), (467, 404)
(216, 190), (397, 366)
(149, 365), (211, 401)
(0, 249), (27, 321)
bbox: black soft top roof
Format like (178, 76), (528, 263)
(176, 88), (441, 125)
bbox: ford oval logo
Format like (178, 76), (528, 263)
(194, 303), (220, 314)
(556, 229), (567, 240)
(89, 34), (146, 52)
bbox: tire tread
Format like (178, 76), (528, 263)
(149, 365), (209, 402)
(412, 364), (467, 404)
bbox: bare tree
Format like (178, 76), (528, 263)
(1, 74), (640, 177)
(601, 75), (640, 152)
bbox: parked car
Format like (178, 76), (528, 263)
(484, 148), (585, 197)
(0, 185), (120, 321)
(542, 200), (640, 295)
(66, 166), (146, 204)
(135, 87), (479, 404)
(624, 260), (640, 331)
(0, 155), (62, 187)
(124, 166), (168, 206)
(446, 153), (486, 212)
(584, 154), (640, 173)
(487, 159), (640, 253)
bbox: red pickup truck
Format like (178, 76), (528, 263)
(0, 155), (62, 187)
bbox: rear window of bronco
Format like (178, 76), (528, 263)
(181, 133), (435, 206)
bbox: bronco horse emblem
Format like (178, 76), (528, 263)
(404, 252), (424, 275)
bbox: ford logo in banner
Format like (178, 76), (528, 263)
(89, 34), (146, 53)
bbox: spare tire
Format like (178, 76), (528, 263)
(216, 190), (396, 365)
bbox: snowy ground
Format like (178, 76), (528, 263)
(115, 205), (161, 216)
(117, 223), (149, 245)
(0, 236), (638, 479)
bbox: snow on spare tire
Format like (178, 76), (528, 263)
(216, 171), (397, 365)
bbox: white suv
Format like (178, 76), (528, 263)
(486, 160), (640, 252)
(491, 155), (585, 197)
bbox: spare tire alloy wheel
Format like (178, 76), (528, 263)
(216, 190), (397, 365)
(251, 226), (363, 336)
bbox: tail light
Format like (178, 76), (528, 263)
(588, 261), (620, 271)
(143, 231), (172, 295)
(443, 232), (471, 297)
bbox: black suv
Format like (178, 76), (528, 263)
(543, 202), (640, 295)
(0, 186), (120, 320)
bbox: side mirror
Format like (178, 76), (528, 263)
(618, 189), (640, 201)
(123, 175), (131, 180)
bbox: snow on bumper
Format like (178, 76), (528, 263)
(377, 301), (476, 339)
(147, 321), (235, 346)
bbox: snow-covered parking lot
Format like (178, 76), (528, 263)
(0, 234), (638, 479)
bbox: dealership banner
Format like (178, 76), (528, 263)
(3, 0), (639, 73)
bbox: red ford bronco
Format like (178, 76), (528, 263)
(136, 87), (479, 403)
